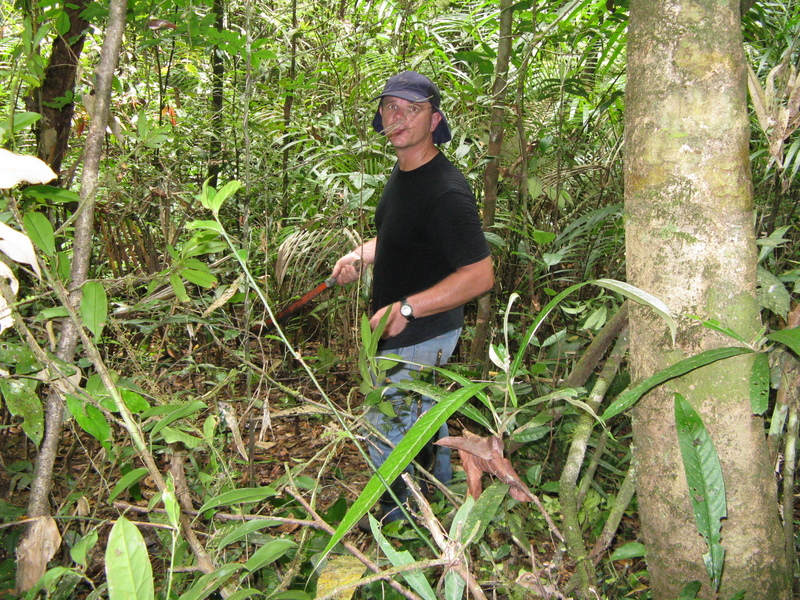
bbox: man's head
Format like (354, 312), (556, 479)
(371, 71), (452, 145)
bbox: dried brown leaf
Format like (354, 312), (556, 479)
(15, 516), (62, 593)
(436, 430), (535, 502)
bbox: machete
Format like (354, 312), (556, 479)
(254, 277), (338, 332)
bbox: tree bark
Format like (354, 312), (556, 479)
(34, 0), (90, 174)
(16, 0), (128, 591)
(468, 0), (513, 364)
(625, 1), (791, 598)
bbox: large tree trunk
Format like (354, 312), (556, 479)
(34, 0), (90, 174)
(624, 0), (792, 598)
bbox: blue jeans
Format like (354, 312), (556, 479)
(364, 328), (461, 512)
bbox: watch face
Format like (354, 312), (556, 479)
(401, 304), (412, 317)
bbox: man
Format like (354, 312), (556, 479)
(332, 71), (493, 524)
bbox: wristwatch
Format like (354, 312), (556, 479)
(399, 298), (416, 321)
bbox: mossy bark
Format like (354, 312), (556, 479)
(624, 0), (792, 598)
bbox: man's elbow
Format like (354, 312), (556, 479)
(476, 257), (494, 296)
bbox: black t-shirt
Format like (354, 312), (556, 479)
(373, 151), (490, 350)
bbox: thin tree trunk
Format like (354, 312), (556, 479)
(16, 0), (127, 591)
(625, 0), (791, 598)
(208, 0), (225, 188)
(34, 0), (90, 174)
(468, 0), (513, 364)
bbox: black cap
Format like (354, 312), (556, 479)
(371, 71), (452, 145)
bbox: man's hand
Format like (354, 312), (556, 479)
(330, 238), (377, 286)
(370, 302), (408, 339)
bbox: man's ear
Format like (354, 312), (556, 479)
(430, 110), (442, 133)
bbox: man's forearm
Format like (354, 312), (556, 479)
(405, 256), (494, 319)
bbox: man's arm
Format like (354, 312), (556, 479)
(331, 238), (376, 285)
(370, 255), (494, 338)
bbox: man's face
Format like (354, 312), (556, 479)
(379, 96), (442, 150)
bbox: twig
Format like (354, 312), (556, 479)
(402, 474), (489, 600)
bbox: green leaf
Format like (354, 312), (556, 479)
(70, 530), (99, 568)
(178, 563), (241, 600)
(23, 212), (55, 256)
(147, 401), (207, 437)
(674, 394), (726, 593)
(66, 394), (111, 447)
(108, 468), (150, 504)
(462, 482), (507, 542)
(170, 271), (190, 302)
(215, 519), (283, 550)
(105, 516), (155, 600)
(80, 281), (108, 338)
(677, 581), (702, 599)
(21, 184), (80, 204)
(766, 328), (800, 357)
(750, 352), (770, 415)
(594, 279), (676, 343)
(197, 487), (278, 514)
(120, 389), (150, 414)
(602, 347), (752, 421)
(609, 541), (646, 560)
(180, 267), (217, 288)
(187, 220), (224, 233)
(0, 377), (43, 446)
(324, 381), (489, 557)
(757, 266), (791, 318)
(160, 426), (204, 448)
(369, 516), (437, 600)
(243, 539), (297, 572)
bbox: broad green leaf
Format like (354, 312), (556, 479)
(0, 377), (43, 445)
(243, 538), (297, 572)
(105, 516), (155, 600)
(170, 271), (190, 302)
(108, 468), (149, 504)
(178, 563), (241, 600)
(601, 347), (752, 421)
(23, 212), (55, 256)
(324, 381), (489, 556)
(70, 529), (99, 568)
(674, 394), (726, 593)
(197, 487), (278, 514)
(180, 267), (217, 288)
(159, 426), (204, 448)
(21, 184), (80, 204)
(370, 516), (437, 600)
(463, 482), (507, 542)
(80, 281), (107, 338)
(147, 401), (207, 437)
(757, 266), (790, 318)
(66, 394), (111, 447)
(750, 352), (770, 415)
(766, 328), (800, 357)
(187, 220), (224, 233)
(119, 389), (150, 414)
(677, 581), (702, 600)
(609, 541), (646, 560)
(215, 519), (283, 550)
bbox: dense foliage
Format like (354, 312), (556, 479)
(0, 0), (799, 598)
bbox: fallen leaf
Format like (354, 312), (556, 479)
(436, 430), (535, 502)
(315, 555), (366, 600)
(14, 516), (62, 593)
